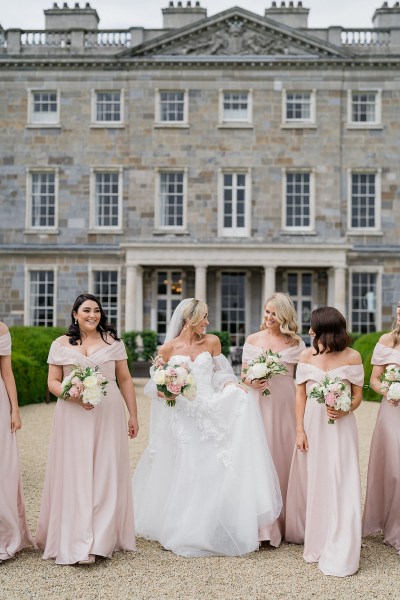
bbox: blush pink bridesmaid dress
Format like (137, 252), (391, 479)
(0, 330), (33, 561)
(35, 339), (135, 565)
(362, 343), (400, 555)
(242, 340), (305, 547)
(285, 362), (364, 576)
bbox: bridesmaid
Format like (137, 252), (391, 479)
(363, 299), (400, 555)
(241, 292), (305, 547)
(0, 321), (33, 561)
(285, 307), (364, 576)
(36, 293), (138, 565)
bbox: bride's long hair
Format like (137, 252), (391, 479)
(181, 299), (208, 336)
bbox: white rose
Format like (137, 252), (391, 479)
(387, 382), (400, 401)
(335, 394), (352, 412)
(174, 366), (188, 383)
(83, 374), (98, 388)
(248, 363), (267, 379)
(82, 386), (102, 405)
(187, 373), (195, 386)
(153, 370), (166, 385)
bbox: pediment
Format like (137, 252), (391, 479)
(122, 7), (352, 59)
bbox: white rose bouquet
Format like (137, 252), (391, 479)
(308, 375), (352, 424)
(242, 350), (287, 396)
(60, 365), (108, 406)
(151, 355), (197, 407)
(379, 364), (400, 406)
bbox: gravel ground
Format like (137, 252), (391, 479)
(1, 382), (398, 600)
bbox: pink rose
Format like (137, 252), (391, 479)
(167, 382), (182, 395)
(69, 385), (80, 398)
(71, 377), (80, 385)
(325, 392), (337, 407)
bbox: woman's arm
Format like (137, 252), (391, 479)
(295, 382), (308, 452)
(370, 364), (385, 395)
(0, 354), (21, 432)
(115, 360), (139, 438)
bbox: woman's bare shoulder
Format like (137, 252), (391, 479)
(298, 347), (314, 363)
(0, 322), (9, 336)
(344, 347), (362, 365)
(378, 332), (394, 347)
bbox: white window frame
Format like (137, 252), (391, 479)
(215, 270), (251, 348)
(282, 168), (315, 233)
(218, 168), (251, 237)
(89, 266), (121, 331)
(281, 89), (316, 128)
(348, 266), (383, 333)
(91, 89), (125, 128)
(154, 89), (189, 128)
(89, 167), (123, 232)
(154, 168), (188, 232)
(27, 89), (61, 127)
(347, 89), (382, 129)
(24, 265), (57, 326)
(347, 168), (382, 234)
(25, 168), (59, 233)
(153, 269), (185, 343)
(218, 89), (253, 128)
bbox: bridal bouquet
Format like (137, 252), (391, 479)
(308, 376), (352, 424)
(380, 364), (400, 405)
(151, 355), (197, 407)
(60, 365), (108, 406)
(242, 350), (287, 396)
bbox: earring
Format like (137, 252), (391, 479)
(75, 319), (78, 325)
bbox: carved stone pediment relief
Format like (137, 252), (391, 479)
(166, 18), (298, 56)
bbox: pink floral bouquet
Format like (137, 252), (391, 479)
(151, 355), (197, 407)
(308, 375), (352, 424)
(380, 364), (400, 406)
(60, 365), (108, 406)
(242, 350), (287, 396)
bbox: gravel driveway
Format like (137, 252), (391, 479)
(0, 381), (398, 600)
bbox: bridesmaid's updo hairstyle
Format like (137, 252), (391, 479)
(182, 299), (208, 334)
(261, 292), (301, 346)
(66, 293), (120, 346)
(311, 306), (351, 355)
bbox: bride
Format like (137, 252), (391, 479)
(132, 298), (282, 557)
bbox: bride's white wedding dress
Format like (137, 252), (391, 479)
(132, 351), (282, 557)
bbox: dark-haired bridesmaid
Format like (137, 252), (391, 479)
(363, 300), (400, 555)
(285, 307), (364, 577)
(0, 321), (33, 561)
(36, 294), (138, 565)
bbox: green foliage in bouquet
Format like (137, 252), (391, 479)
(10, 326), (65, 405)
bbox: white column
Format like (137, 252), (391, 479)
(125, 265), (143, 331)
(263, 266), (276, 302)
(332, 266), (346, 317)
(195, 265), (207, 302)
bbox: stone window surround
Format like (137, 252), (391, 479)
(218, 167), (252, 238)
(24, 167), (59, 234)
(281, 88), (317, 129)
(154, 167), (188, 233)
(346, 89), (383, 129)
(90, 89), (125, 128)
(26, 88), (61, 128)
(348, 266), (383, 333)
(218, 89), (253, 129)
(24, 264), (57, 327)
(89, 167), (124, 233)
(154, 88), (189, 128)
(346, 168), (382, 235)
(88, 264), (122, 332)
(281, 167), (316, 234)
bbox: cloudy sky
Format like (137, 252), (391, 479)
(0, 1), (384, 30)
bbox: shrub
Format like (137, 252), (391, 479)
(141, 330), (158, 361)
(352, 331), (385, 402)
(121, 331), (140, 366)
(209, 330), (231, 358)
(121, 330), (158, 375)
(9, 326), (65, 406)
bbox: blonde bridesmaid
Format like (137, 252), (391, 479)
(363, 300), (400, 555)
(241, 293), (305, 547)
(285, 307), (363, 576)
(0, 321), (33, 561)
(36, 294), (138, 565)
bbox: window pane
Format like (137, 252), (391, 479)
(95, 172), (120, 227)
(93, 271), (118, 325)
(351, 272), (377, 333)
(223, 91), (249, 121)
(31, 172), (56, 227)
(156, 269), (183, 343)
(351, 92), (377, 123)
(30, 271), (54, 326)
(96, 91), (121, 122)
(220, 272), (246, 347)
(286, 92), (311, 121)
(351, 173), (376, 228)
(159, 172), (184, 227)
(285, 173), (311, 228)
(160, 91), (185, 122)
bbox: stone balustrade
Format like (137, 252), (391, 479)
(341, 28), (391, 46)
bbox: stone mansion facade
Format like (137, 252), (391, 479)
(1, 1), (400, 345)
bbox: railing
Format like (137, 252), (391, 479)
(20, 30), (72, 47)
(341, 28), (391, 47)
(84, 30), (132, 48)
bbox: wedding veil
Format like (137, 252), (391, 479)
(164, 298), (194, 343)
